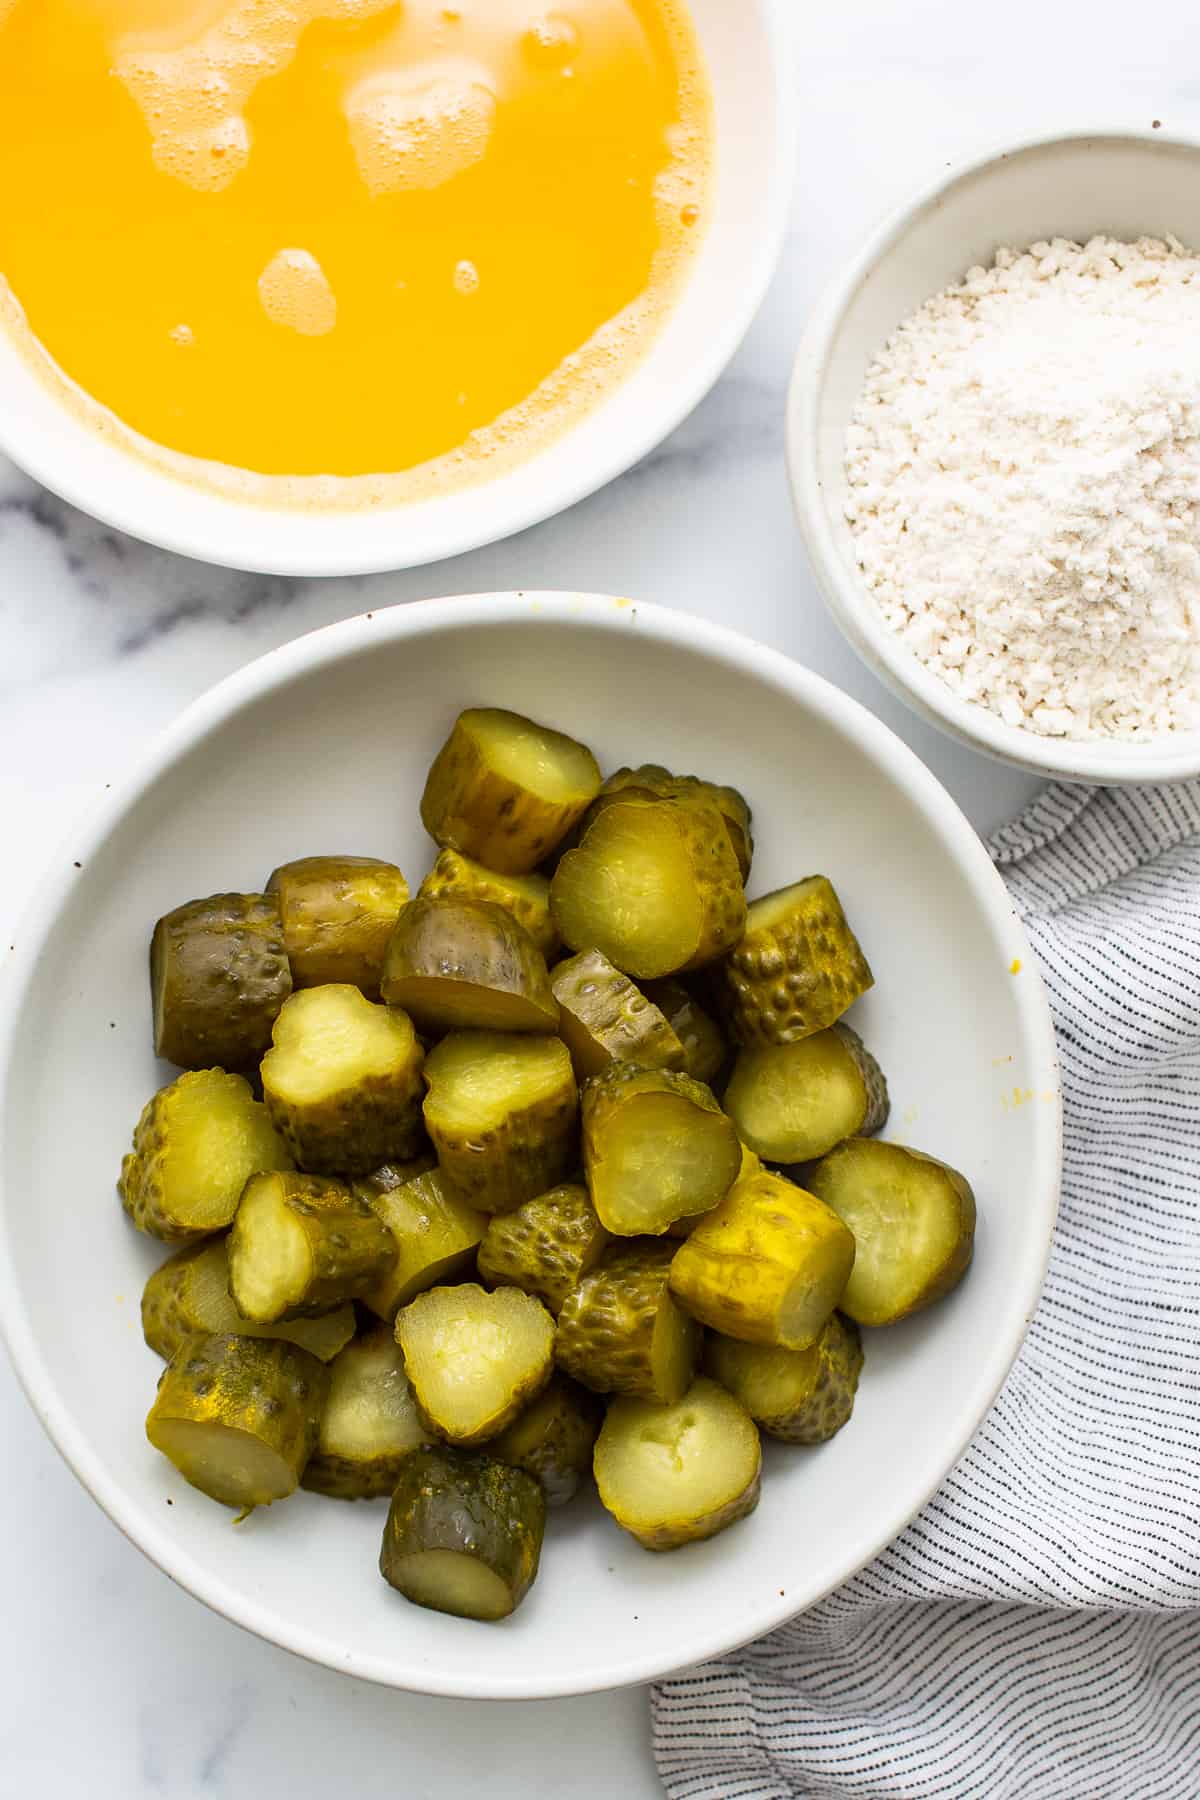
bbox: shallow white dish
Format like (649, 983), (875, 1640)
(0, 594), (1060, 1698)
(787, 127), (1200, 785)
(0, 0), (793, 577)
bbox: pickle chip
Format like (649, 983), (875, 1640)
(722, 876), (873, 1046)
(141, 1236), (355, 1363)
(724, 1023), (889, 1164)
(354, 1165), (487, 1320)
(229, 1171), (396, 1323)
(705, 1312), (864, 1445)
(418, 849), (559, 959)
(396, 1282), (556, 1446)
(590, 764), (754, 881)
(380, 1445), (546, 1620)
(151, 891), (292, 1072)
(551, 949), (685, 1082)
(477, 1182), (609, 1315)
(422, 1030), (578, 1214)
(555, 1241), (700, 1404)
(381, 894), (558, 1035)
(643, 978), (728, 1085)
(594, 1377), (761, 1551)
(490, 1373), (602, 1507)
(303, 1324), (427, 1500)
(266, 855), (409, 995)
(582, 1062), (741, 1237)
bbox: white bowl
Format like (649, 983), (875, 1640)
(0, 594), (1061, 1698)
(0, 2), (793, 578)
(787, 127), (1200, 785)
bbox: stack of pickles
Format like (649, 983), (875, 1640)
(120, 706), (976, 1625)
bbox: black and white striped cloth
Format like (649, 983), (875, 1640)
(653, 781), (1200, 1800)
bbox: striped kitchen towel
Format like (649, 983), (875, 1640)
(653, 780), (1200, 1800)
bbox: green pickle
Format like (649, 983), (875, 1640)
(418, 849), (559, 959)
(381, 895), (558, 1034)
(119, 1068), (293, 1243)
(643, 978), (728, 1085)
(261, 983), (425, 1175)
(380, 1444), (546, 1621)
(722, 876), (873, 1045)
(590, 764), (754, 881)
(421, 707), (602, 875)
(266, 855), (409, 995)
(555, 1241), (700, 1404)
(551, 949), (685, 1081)
(141, 1236), (355, 1362)
(396, 1283), (556, 1445)
(151, 891), (292, 1071)
(302, 1324), (427, 1499)
(422, 1031), (578, 1214)
(806, 1138), (976, 1326)
(229, 1171), (396, 1322)
(723, 1023), (889, 1164)
(594, 1377), (762, 1551)
(490, 1374), (602, 1506)
(354, 1165), (487, 1320)
(145, 1333), (327, 1511)
(476, 1182), (609, 1315)
(581, 1062), (741, 1237)
(705, 1312), (864, 1444)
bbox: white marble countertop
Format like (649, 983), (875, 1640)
(1, 2), (1189, 1792)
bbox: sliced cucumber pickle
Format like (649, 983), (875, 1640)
(380, 1445), (546, 1620)
(705, 1312), (864, 1444)
(591, 765), (754, 882)
(151, 891), (292, 1071)
(266, 855), (409, 995)
(643, 978), (728, 1085)
(303, 1324), (427, 1500)
(555, 1241), (700, 1404)
(354, 1165), (487, 1320)
(396, 1283), (555, 1445)
(422, 1031), (578, 1214)
(477, 1182), (609, 1315)
(582, 1062), (741, 1237)
(551, 949), (685, 1082)
(229, 1171), (395, 1322)
(723, 1023), (889, 1164)
(381, 895), (558, 1035)
(722, 876), (873, 1046)
(141, 1236), (355, 1363)
(418, 849), (558, 959)
(490, 1373), (601, 1506)
(594, 1376), (761, 1551)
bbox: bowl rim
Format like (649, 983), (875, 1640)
(0, 0), (797, 579)
(0, 592), (1063, 1698)
(786, 124), (1200, 785)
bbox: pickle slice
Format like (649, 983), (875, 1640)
(381, 896), (558, 1035)
(421, 707), (602, 875)
(266, 855), (409, 995)
(550, 795), (746, 980)
(476, 1182), (609, 1315)
(354, 1166), (487, 1320)
(581, 1063), (741, 1237)
(722, 876), (873, 1046)
(806, 1139), (976, 1326)
(261, 983), (425, 1175)
(490, 1373), (602, 1506)
(145, 1333), (327, 1510)
(119, 1068), (293, 1243)
(723, 1024), (889, 1164)
(668, 1168), (856, 1350)
(141, 1237), (356, 1363)
(302, 1324), (427, 1499)
(555, 1241), (700, 1403)
(705, 1312), (864, 1444)
(592, 765), (754, 882)
(594, 1377), (761, 1551)
(422, 1031), (578, 1214)
(151, 891), (293, 1072)
(643, 978), (728, 1085)
(229, 1171), (395, 1322)
(380, 1445), (546, 1620)
(396, 1283), (556, 1446)
(551, 949), (685, 1082)
(418, 849), (559, 959)
(664, 1142), (761, 1239)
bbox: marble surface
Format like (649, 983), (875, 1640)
(0, 2), (1188, 1792)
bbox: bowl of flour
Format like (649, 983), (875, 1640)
(788, 128), (1200, 782)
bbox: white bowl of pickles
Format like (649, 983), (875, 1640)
(0, 593), (1061, 1697)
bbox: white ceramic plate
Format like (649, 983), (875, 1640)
(0, 594), (1061, 1698)
(0, 1), (794, 576)
(788, 127), (1200, 784)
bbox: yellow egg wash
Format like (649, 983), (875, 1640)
(0, 0), (710, 502)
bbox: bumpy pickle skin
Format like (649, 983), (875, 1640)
(265, 856), (410, 995)
(418, 849), (559, 959)
(705, 1312), (864, 1445)
(589, 765), (754, 882)
(380, 1445), (546, 1621)
(551, 949), (685, 1082)
(550, 795), (747, 980)
(119, 1068), (293, 1243)
(421, 708), (602, 875)
(141, 1237), (356, 1363)
(145, 1333), (328, 1511)
(261, 984), (426, 1175)
(724, 1023), (890, 1164)
(229, 1171), (396, 1323)
(353, 1166), (488, 1320)
(668, 1169), (856, 1351)
(581, 1062), (742, 1237)
(396, 1283), (556, 1446)
(302, 1324), (428, 1500)
(381, 895), (559, 1035)
(593, 1377), (762, 1551)
(805, 1139), (977, 1326)
(422, 1031), (578, 1214)
(151, 891), (292, 1071)
(476, 1182), (609, 1315)
(643, 978), (728, 1085)
(490, 1374), (602, 1506)
(554, 1241), (700, 1404)
(722, 876), (874, 1046)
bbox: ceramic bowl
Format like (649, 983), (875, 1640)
(787, 128), (1200, 784)
(0, 593), (1061, 1697)
(0, 1), (794, 577)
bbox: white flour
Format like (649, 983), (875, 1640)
(844, 236), (1200, 739)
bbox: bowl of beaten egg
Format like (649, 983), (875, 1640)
(0, 594), (1061, 1697)
(0, 0), (793, 574)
